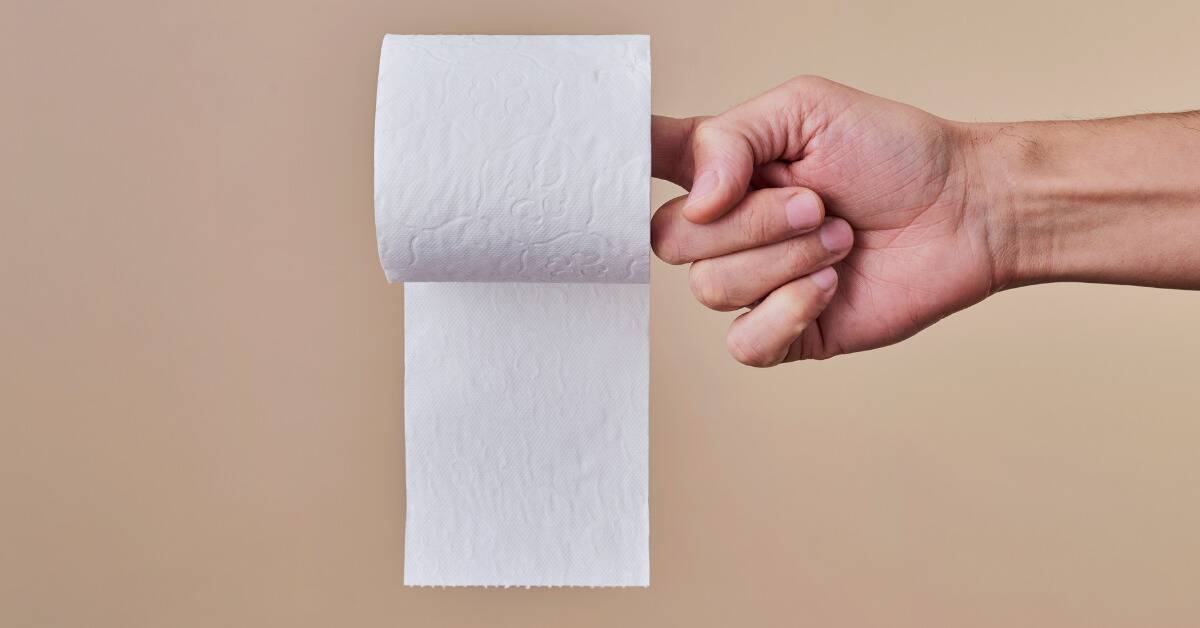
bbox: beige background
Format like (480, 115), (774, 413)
(4, 0), (1200, 626)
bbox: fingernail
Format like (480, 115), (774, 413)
(784, 192), (821, 230)
(810, 266), (838, 291)
(686, 170), (719, 207)
(818, 219), (853, 252)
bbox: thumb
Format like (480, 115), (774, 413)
(681, 81), (810, 223)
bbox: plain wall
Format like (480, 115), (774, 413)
(3, 0), (1200, 626)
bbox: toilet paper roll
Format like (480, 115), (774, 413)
(374, 34), (650, 587)
(375, 34), (650, 283)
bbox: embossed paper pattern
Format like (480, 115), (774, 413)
(374, 35), (650, 587)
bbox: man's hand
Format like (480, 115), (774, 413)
(652, 76), (999, 366)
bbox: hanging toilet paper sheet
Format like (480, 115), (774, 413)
(374, 35), (650, 587)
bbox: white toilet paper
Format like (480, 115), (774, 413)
(374, 34), (650, 284)
(374, 35), (650, 587)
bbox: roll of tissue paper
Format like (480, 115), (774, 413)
(374, 35), (650, 587)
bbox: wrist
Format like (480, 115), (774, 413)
(955, 121), (1056, 292)
(957, 114), (1200, 292)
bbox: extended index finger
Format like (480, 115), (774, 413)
(651, 114), (702, 188)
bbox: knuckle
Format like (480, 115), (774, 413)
(738, 195), (771, 245)
(779, 281), (825, 331)
(681, 115), (710, 156)
(748, 190), (777, 242)
(691, 118), (719, 139)
(772, 282), (806, 315)
(650, 215), (685, 265)
(727, 331), (775, 368)
(786, 74), (832, 91)
(783, 236), (822, 277)
(691, 118), (731, 148)
(689, 261), (732, 310)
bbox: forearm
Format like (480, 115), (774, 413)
(966, 113), (1200, 290)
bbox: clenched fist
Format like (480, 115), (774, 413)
(651, 76), (999, 366)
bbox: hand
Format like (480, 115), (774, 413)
(651, 76), (1000, 366)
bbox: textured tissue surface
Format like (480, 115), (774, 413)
(404, 283), (649, 586)
(374, 34), (650, 283)
(374, 35), (650, 587)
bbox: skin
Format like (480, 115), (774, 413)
(651, 76), (1200, 367)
